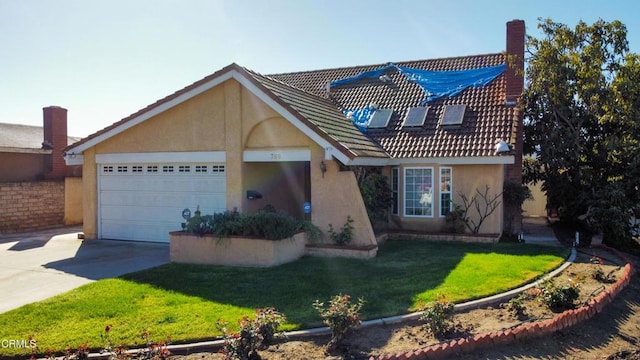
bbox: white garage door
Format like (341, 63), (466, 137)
(99, 163), (226, 242)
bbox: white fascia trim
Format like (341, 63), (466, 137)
(243, 148), (311, 162)
(344, 155), (514, 166)
(95, 151), (226, 164)
(231, 73), (352, 165)
(66, 72), (236, 155)
(388, 156), (515, 166)
(65, 154), (85, 166)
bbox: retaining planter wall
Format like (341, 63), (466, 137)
(169, 231), (306, 267)
(369, 244), (636, 360)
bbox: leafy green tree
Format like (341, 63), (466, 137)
(523, 18), (640, 249)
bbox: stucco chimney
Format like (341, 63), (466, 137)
(43, 106), (68, 179)
(505, 19), (525, 105)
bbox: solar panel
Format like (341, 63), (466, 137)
(367, 109), (393, 129)
(402, 107), (429, 128)
(440, 104), (467, 127)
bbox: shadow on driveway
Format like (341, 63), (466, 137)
(0, 227), (169, 313)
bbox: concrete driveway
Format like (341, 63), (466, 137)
(0, 227), (169, 314)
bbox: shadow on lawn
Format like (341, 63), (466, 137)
(118, 241), (565, 328)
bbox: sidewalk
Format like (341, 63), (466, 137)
(521, 216), (563, 246)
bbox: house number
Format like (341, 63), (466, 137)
(270, 153), (282, 160)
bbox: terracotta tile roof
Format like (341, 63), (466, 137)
(269, 53), (519, 158)
(67, 53), (521, 162)
(0, 122), (79, 151)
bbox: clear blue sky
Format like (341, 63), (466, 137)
(1, 0), (638, 137)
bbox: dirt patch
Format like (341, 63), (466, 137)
(173, 247), (639, 360)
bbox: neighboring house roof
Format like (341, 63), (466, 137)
(269, 53), (518, 159)
(0, 122), (80, 154)
(66, 53), (520, 165)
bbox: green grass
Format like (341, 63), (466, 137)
(0, 240), (568, 357)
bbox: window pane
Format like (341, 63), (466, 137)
(404, 167), (433, 217)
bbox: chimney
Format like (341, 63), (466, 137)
(43, 106), (68, 180)
(505, 19), (525, 105)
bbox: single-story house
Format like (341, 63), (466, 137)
(64, 20), (525, 247)
(1, 106), (81, 182)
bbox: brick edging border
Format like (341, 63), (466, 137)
(370, 244), (636, 360)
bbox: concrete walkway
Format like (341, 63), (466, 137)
(521, 216), (563, 246)
(0, 227), (169, 314)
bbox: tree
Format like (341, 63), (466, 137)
(523, 18), (640, 249)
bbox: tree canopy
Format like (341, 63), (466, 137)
(523, 18), (640, 248)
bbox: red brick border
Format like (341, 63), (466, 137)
(369, 245), (636, 360)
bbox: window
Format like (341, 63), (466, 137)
(212, 165), (225, 173)
(132, 166), (143, 173)
(404, 167), (433, 217)
(147, 165), (158, 173)
(195, 165), (208, 173)
(103, 166), (113, 173)
(162, 165), (174, 173)
(117, 166), (128, 173)
(440, 167), (452, 217)
(179, 165), (191, 173)
(391, 167), (399, 215)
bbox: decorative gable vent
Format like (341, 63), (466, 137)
(440, 104), (467, 128)
(367, 109), (393, 129)
(402, 107), (429, 129)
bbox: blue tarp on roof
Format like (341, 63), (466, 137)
(330, 64), (396, 87)
(397, 64), (506, 103)
(330, 63), (506, 104)
(343, 106), (376, 133)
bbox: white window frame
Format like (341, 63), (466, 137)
(391, 167), (400, 216)
(403, 167), (434, 218)
(439, 167), (453, 217)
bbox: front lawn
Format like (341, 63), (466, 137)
(0, 240), (568, 357)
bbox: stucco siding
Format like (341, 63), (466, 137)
(64, 177), (83, 225)
(390, 163), (504, 235)
(96, 85), (227, 154)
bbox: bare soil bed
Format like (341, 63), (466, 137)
(174, 247), (639, 360)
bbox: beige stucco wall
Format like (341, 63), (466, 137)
(523, 181), (547, 217)
(80, 78), (375, 247)
(96, 86), (227, 154)
(170, 231), (307, 267)
(309, 145), (377, 247)
(64, 177), (83, 225)
(389, 164), (504, 235)
(82, 147), (98, 238)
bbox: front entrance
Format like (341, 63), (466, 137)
(243, 161), (310, 218)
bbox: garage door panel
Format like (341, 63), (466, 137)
(101, 220), (176, 242)
(99, 162), (226, 242)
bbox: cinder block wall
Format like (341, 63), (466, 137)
(0, 181), (65, 233)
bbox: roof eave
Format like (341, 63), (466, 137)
(64, 64), (356, 165)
